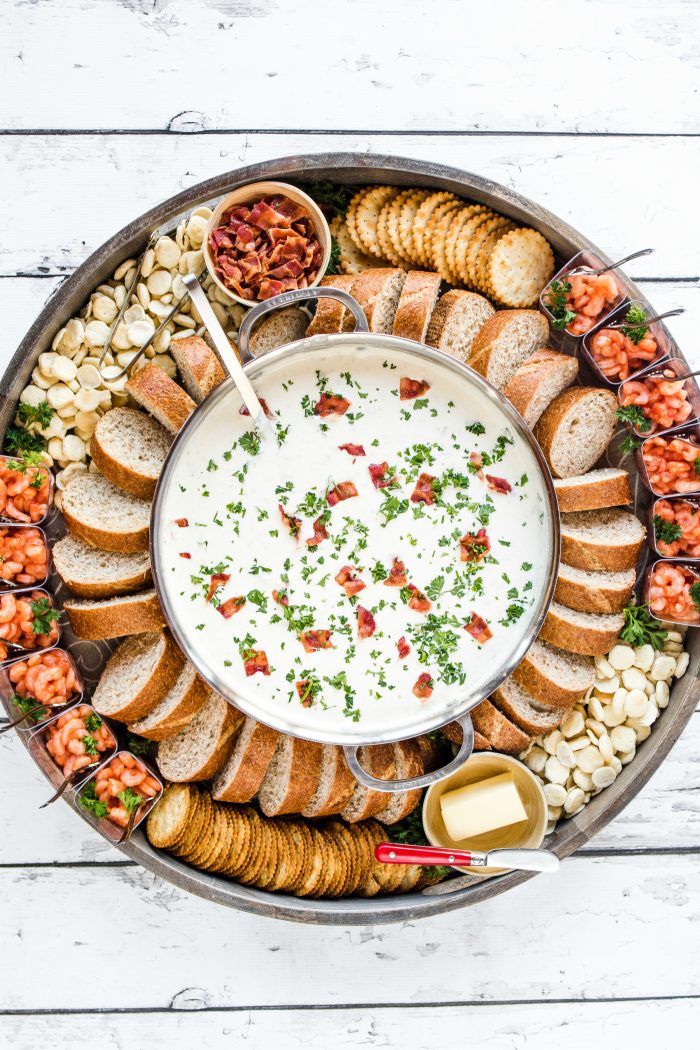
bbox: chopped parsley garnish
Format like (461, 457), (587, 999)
(653, 515), (682, 545)
(619, 603), (668, 650)
(499, 604), (525, 627)
(12, 693), (43, 723)
(30, 598), (60, 636)
(239, 431), (261, 456)
(81, 734), (99, 757)
(616, 404), (651, 432)
(80, 781), (108, 819)
(545, 278), (577, 330)
(117, 787), (143, 815)
(620, 304), (649, 345)
(17, 401), (55, 428)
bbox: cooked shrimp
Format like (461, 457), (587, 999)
(648, 562), (700, 623)
(7, 649), (78, 709)
(89, 754), (161, 828)
(45, 705), (115, 778)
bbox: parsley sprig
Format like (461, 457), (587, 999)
(545, 279), (577, 330)
(653, 514), (682, 546)
(619, 603), (668, 650)
(30, 598), (60, 636)
(620, 305), (649, 345)
(616, 404), (652, 432)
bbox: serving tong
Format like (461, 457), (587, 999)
(565, 247), (653, 279)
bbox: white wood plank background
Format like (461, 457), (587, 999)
(2, 1), (699, 1045)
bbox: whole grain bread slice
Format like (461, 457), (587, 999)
(64, 588), (165, 640)
(257, 735), (325, 816)
(306, 275), (357, 336)
(90, 407), (171, 500)
(340, 744), (397, 823)
(211, 717), (280, 803)
(373, 741), (424, 825)
(441, 721), (492, 750)
(491, 677), (564, 735)
(128, 662), (210, 741)
(156, 692), (244, 782)
(169, 334), (225, 402)
(470, 698), (532, 755)
(560, 508), (646, 571)
(52, 533), (152, 598)
(301, 744), (356, 818)
(248, 306), (309, 357)
(392, 270), (442, 342)
(468, 309), (549, 389)
(62, 472), (150, 553)
(425, 289), (494, 363)
(512, 639), (595, 709)
(126, 362), (196, 435)
(350, 268), (407, 333)
(540, 601), (625, 657)
(503, 349), (579, 428)
(92, 630), (185, 723)
(554, 468), (633, 513)
(534, 387), (618, 478)
(555, 562), (636, 614)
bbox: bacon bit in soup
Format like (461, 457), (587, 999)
(217, 596), (246, 619)
(296, 680), (315, 707)
(357, 605), (376, 639)
(174, 518), (189, 527)
(315, 392), (350, 417)
(279, 503), (302, 536)
(411, 472), (437, 505)
(85, 753), (160, 828)
(406, 584), (431, 613)
(485, 474), (512, 495)
(306, 515), (329, 547)
(397, 636), (411, 659)
(648, 562), (700, 624)
(413, 673), (433, 701)
(619, 371), (694, 434)
(0, 456), (51, 524)
(0, 526), (48, 586)
(8, 649), (78, 712)
(469, 451), (484, 476)
(300, 629), (333, 652)
(272, 589), (289, 607)
(338, 443), (366, 457)
(459, 528), (490, 563)
(243, 649), (270, 676)
(642, 435), (700, 496)
(206, 573), (231, 603)
(335, 565), (366, 597)
(465, 612), (493, 644)
(400, 377), (431, 400)
(385, 558), (407, 587)
(653, 499), (700, 558)
(327, 481), (358, 505)
(368, 462), (396, 489)
(179, 552), (191, 559)
(46, 705), (115, 778)
(240, 398), (273, 419)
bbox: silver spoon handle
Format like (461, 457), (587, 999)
(610, 307), (685, 329)
(0, 703), (46, 734)
(594, 248), (654, 275)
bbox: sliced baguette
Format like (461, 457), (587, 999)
(373, 741), (424, 825)
(554, 468), (633, 513)
(491, 677), (564, 735)
(560, 508), (646, 571)
(555, 562), (636, 614)
(350, 268), (407, 333)
(248, 306), (309, 357)
(301, 744), (356, 818)
(90, 407), (171, 500)
(534, 387), (618, 478)
(62, 473), (150, 554)
(156, 692), (244, 782)
(512, 638), (595, 709)
(503, 349), (579, 428)
(470, 698), (532, 755)
(392, 270), (442, 343)
(169, 335), (225, 402)
(128, 662), (210, 741)
(51, 533), (152, 598)
(442, 721), (492, 750)
(92, 630), (185, 723)
(425, 289), (494, 363)
(306, 275), (357, 336)
(211, 717), (280, 803)
(126, 362), (196, 435)
(540, 601), (625, 657)
(257, 735), (324, 816)
(340, 744), (397, 823)
(64, 589), (165, 640)
(468, 309), (549, 389)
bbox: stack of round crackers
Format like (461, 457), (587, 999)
(147, 784), (430, 898)
(332, 185), (554, 308)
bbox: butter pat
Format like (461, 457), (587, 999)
(440, 772), (527, 841)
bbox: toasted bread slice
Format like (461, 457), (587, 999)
(90, 407), (171, 500)
(503, 349), (579, 428)
(554, 468), (633, 513)
(156, 692), (244, 782)
(560, 508), (646, 571)
(128, 662), (210, 741)
(257, 735), (324, 816)
(169, 335), (225, 402)
(301, 744), (356, 818)
(373, 741), (424, 825)
(555, 562), (636, 614)
(126, 362), (196, 435)
(534, 387), (618, 478)
(468, 309), (548, 388)
(51, 533), (152, 598)
(92, 630), (185, 723)
(211, 717), (280, 803)
(491, 677), (564, 735)
(540, 601), (625, 656)
(62, 473), (150, 554)
(470, 698), (532, 755)
(350, 268), (407, 333)
(442, 721), (492, 750)
(248, 306), (309, 357)
(306, 275), (357, 336)
(512, 639), (595, 709)
(64, 589), (165, 640)
(340, 744), (397, 823)
(392, 270), (442, 343)
(425, 289), (494, 363)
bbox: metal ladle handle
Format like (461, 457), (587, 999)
(237, 286), (369, 360)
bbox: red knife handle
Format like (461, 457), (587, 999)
(374, 842), (472, 867)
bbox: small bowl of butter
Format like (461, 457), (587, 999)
(423, 752), (548, 877)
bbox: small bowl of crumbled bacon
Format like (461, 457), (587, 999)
(204, 181), (331, 306)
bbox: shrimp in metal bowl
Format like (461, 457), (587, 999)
(80, 753), (161, 830)
(45, 705), (115, 778)
(647, 562), (700, 624)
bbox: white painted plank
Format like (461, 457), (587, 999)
(2, 134), (700, 278)
(2, 1000), (698, 1050)
(2, 0), (698, 133)
(0, 854), (698, 1009)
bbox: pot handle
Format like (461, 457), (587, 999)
(342, 712), (475, 793)
(238, 286), (369, 360)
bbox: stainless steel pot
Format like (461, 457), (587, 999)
(151, 285), (560, 792)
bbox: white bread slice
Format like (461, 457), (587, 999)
(503, 349), (579, 428)
(92, 630), (185, 723)
(248, 306), (309, 357)
(534, 387), (618, 478)
(540, 601), (625, 657)
(211, 716), (280, 803)
(156, 692), (244, 782)
(169, 335), (225, 402)
(128, 662), (210, 741)
(512, 639), (595, 709)
(341, 744), (397, 822)
(52, 533), (152, 598)
(392, 270), (442, 343)
(62, 473), (150, 554)
(491, 677), (564, 735)
(471, 698), (532, 755)
(90, 407), (171, 500)
(257, 735), (324, 816)
(64, 589), (165, 640)
(301, 744), (356, 818)
(373, 741), (424, 825)
(350, 268), (407, 333)
(555, 562), (636, 614)
(560, 508), (646, 572)
(425, 289), (494, 363)
(126, 362), (196, 435)
(468, 309), (548, 388)
(554, 468), (633, 513)
(306, 275), (357, 336)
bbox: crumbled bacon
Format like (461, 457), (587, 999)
(384, 558), (407, 587)
(327, 481), (358, 506)
(272, 589), (289, 607)
(465, 613), (493, 644)
(400, 377), (431, 400)
(206, 572), (231, 603)
(300, 630), (333, 652)
(279, 503), (302, 536)
(368, 462), (396, 489)
(243, 649), (270, 676)
(469, 451), (484, 478)
(179, 552), (191, 559)
(397, 636), (411, 659)
(413, 673), (433, 701)
(296, 680), (315, 707)
(486, 474), (512, 494)
(174, 518), (189, 527)
(357, 605), (376, 639)
(218, 596), (246, 619)
(240, 397), (273, 419)
(338, 443), (366, 457)
(335, 565), (366, 597)
(315, 392), (350, 416)
(306, 515), (329, 547)
(459, 528), (490, 563)
(406, 584), (431, 613)
(411, 472), (437, 505)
